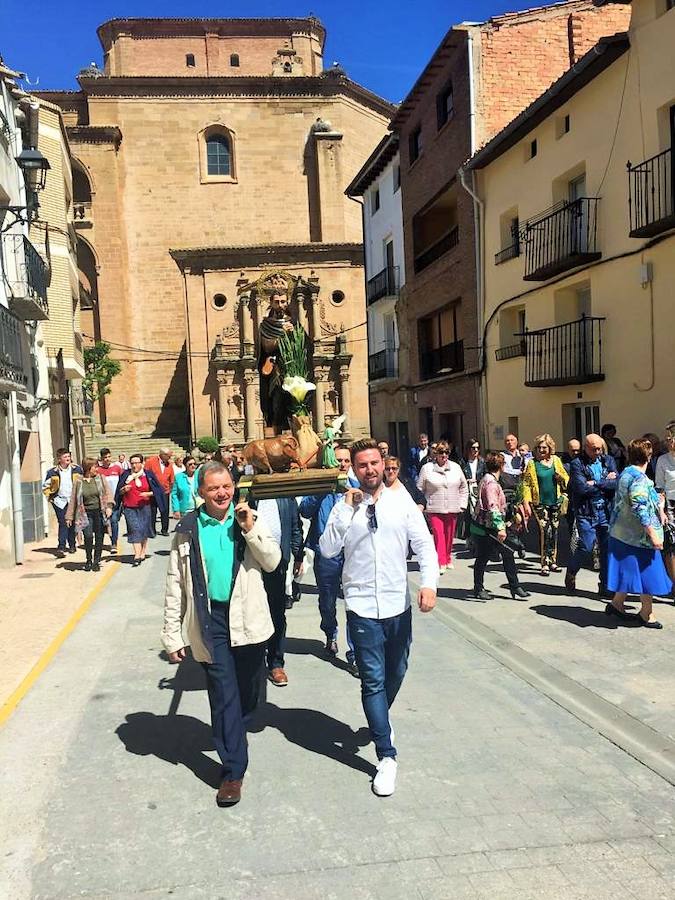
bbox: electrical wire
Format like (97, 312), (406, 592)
(595, 50), (631, 197)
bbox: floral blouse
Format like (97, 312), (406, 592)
(609, 466), (663, 549)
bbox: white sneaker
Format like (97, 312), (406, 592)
(439, 564), (447, 574)
(447, 562), (454, 570)
(373, 757), (397, 797)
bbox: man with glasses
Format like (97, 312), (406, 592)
(565, 433), (618, 596)
(319, 438), (438, 797)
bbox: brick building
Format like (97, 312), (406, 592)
(390, 0), (630, 449)
(39, 17), (392, 445)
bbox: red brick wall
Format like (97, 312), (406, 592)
(474, 1), (631, 146)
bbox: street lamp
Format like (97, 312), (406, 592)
(0, 146), (50, 229)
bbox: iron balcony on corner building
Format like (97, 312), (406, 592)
(627, 147), (675, 238)
(368, 347), (398, 380)
(0, 304), (28, 392)
(523, 198), (601, 281)
(366, 265), (399, 304)
(1, 233), (50, 320)
(521, 315), (605, 387)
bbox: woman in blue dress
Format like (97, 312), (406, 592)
(606, 438), (672, 628)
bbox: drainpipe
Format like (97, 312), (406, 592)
(8, 392), (24, 564)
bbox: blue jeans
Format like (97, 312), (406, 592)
(569, 509), (609, 589)
(53, 502), (75, 551)
(347, 606), (412, 760)
(314, 551), (354, 655)
(109, 506), (120, 547)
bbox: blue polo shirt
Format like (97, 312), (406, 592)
(197, 505), (236, 603)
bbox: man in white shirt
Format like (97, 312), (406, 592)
(319, 438), (438, 797)
(42, 448), (84, 557)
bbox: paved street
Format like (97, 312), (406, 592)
(2, 537), (675, 900)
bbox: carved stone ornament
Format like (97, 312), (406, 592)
(229, 419), (244, 434)
(319, 302), (344, 337)
(237, 269), (299, 310)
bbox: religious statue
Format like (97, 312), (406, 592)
(254, 273), (298, 433)
(321, 414), (346, 468)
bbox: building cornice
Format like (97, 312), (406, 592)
(66, 125), (123, 147)
(97, 16), (327, 50)
(346, 133), (399, 197)
(170, 241), (364, 272)
(73, 74), (394, 117)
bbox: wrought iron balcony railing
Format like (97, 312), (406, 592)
(495, 340), (526, 361)
(1, 233), (49, 320)
(627, 148), (675, 238)
(522, 315), (605, 387)
(523, 198), (600, 281)
(0, 304), (28, 391)
(367, 265), (400, 304)
(414, 226), (459, 274)
(419, 339), (464, 381)
(368, 347), (398, 381)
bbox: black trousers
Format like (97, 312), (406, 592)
(203, 602), (265, 781)
(82, 508), (105, 564)
(151, 498), (169, 534)
(263, 562), (288, 670)
(473, 533), (520, 591)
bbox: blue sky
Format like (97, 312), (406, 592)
(1, 1), (525, 102)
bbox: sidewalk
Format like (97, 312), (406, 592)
(426, 536), (675, 746)
(0, 537), (118, 715)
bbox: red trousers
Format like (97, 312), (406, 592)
(428, 512), (458, 566)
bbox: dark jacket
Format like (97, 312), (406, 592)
(459, 456), (487, 484)
(568, 453), (618, 522)
(250, 496), (303, 565)
(400, 475), (427, 508)
(408, 445), (430, 481)
(115, 468), (167, 515)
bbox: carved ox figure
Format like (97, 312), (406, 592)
(242, 436), (303, 474)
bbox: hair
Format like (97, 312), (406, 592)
(100, 447), (111, 457)
(384, 455), (401, 468)
(485, 450), (504, 474)
(129, 453), (144, 464)
(184, 455), (197, 466)
(350, 437), (379, 464)
(197, 460), (232, 488)
(665, 422), (675, 444)
(435, 441), (450, 454)
(465, 439), (480, 455)
(81, 456), (98, 476)
(627, 438), (652, 466)
(56, 447), (69, 458)
(419, 433), (428, 440)
(601, 424), (616, 437)
(534, 433), (556, 455)
(642, 432), (661, 454)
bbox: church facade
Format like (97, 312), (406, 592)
(40, 17), (392, 443)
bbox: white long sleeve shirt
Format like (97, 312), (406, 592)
(319, 486), (439, 619)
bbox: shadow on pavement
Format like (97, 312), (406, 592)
(530, 603), (630, 629)
(250, 701), (376, 777)
(115, 711), (221, 788)
(285, 636), (353, 674)
(519, 581), (599, 602)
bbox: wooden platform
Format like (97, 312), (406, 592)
(237, 468), (348, 499)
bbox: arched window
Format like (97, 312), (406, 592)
(230, 53), (240, 67)
(206, 135), (231, 176)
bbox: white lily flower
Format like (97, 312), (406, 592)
(282, 375), (316, 403)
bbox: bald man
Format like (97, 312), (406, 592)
(565, 433), (617, 597)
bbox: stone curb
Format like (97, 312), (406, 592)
(433, 600), (675, 787)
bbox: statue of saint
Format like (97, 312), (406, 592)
(257, 275), (296, 433)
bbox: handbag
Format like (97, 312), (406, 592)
(559, 493), (569, 516)
(663, 521), (675, 555)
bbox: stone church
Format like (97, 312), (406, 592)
(39, 17), (392, 444)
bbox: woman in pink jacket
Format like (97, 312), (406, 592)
(417, 440), (468, 572)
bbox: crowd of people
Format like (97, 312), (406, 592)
(41, 421), (675, 806)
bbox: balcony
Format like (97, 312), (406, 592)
(366, 266), (399, 304)
(523, 198), (600, 281)
(368, 347), (398, 381)
(1, 233), (49, 320)
(628, 148), (675, 238)
(495, 340), (526, 361)
(523, 315), (605, 387)
(495, 239), (520, 265)
(414, 226), (459, 274)
(419, 339), (464, 381)
(0, 305), (28, 391)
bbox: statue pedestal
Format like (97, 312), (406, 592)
(237, 468), (347, 500)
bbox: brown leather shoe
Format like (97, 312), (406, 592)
(268, 667), (288, 686)
(565, 570), (576, 593)
(216, 778), (242, 807)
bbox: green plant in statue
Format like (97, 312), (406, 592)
(278, 325), (315, 416)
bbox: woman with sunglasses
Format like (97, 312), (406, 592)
(171, 456), (199, 519)
(417, 440), (468, 573)
(383, 456), (426, 510)
(460, 440), (486, 555)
